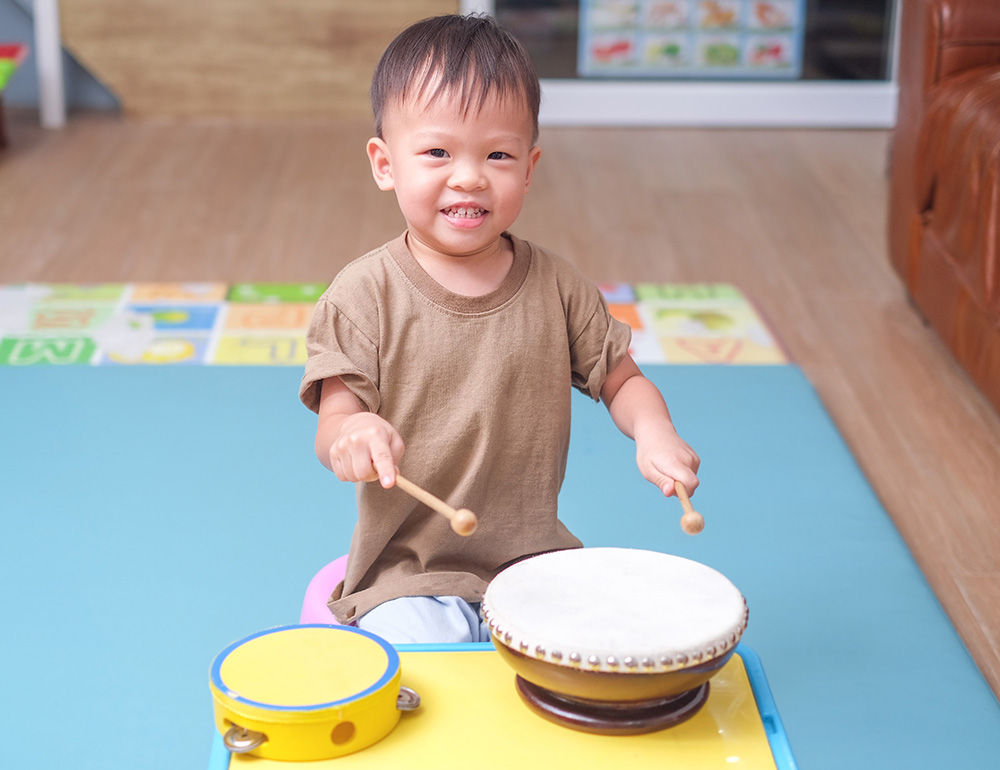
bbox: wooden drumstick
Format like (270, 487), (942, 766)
(394, 474), (478, 536)
(674, 481), (705, 535)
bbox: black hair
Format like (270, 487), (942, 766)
(370, 14), (540, 142)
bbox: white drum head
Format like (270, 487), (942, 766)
(482, 548), (748, 674)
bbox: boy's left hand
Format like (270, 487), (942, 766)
(601, 354), (700, 497)
(634, 423), (701, 497)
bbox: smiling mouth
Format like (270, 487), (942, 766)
(442, 206), (487, 219)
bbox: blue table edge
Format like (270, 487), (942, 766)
(207, 643), (797, 770)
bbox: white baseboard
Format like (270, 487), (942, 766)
(539, 79), (897, 128)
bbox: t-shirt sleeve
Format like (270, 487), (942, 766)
(298, 296), (381, 414)
(567, 283), (633, 401)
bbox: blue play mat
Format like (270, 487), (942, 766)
(1, 365), (998, 769)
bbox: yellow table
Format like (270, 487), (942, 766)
(214, 646), (787, 769)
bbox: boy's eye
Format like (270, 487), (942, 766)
(427, 148), (448, 158)
(488, 151), (510, 160)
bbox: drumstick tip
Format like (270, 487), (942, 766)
(674, 480), (704, 535)
(451, 508), (478, 536)
(680, 510), (705, 535)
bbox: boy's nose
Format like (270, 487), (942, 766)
(448, 161), (487, 191)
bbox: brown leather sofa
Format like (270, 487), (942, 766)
(889, 0), (1000, 414)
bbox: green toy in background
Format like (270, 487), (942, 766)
(0, 44), (27, 90)
(0, 43), (28, 148)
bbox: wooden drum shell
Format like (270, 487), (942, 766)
(493, 642), (737, 703)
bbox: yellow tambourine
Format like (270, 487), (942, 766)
(209, 624), (419, 761)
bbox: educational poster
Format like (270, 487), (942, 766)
(579, 0), (804, 78)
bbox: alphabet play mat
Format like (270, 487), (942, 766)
(0, 282), (786, 366)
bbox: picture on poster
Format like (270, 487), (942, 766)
(579, 0), (804, 78)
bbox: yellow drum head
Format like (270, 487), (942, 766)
(214, 625), (396, 710)
(209, 625), (409, 761)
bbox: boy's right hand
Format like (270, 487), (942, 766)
(328, 412), (405, 488)
(315, 376), (404, 488)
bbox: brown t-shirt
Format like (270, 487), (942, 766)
(300, 232), (631, 623)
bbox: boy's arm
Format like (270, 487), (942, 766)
(315, 376), (404, 488)
(601, 354), (700, 497)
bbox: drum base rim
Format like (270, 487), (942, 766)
(515, 676), (709, 735)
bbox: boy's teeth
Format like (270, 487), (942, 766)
(447, 207), (484, 218)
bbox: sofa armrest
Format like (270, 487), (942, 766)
(929, 0), (1000, 82)
(931, 0), (1000, 42)
(889, 0), (1000, 285)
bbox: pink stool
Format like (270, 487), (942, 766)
(299, 555), (348, 624)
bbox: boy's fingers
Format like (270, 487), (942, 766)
(667, 468), (699, 496)
(659, 478), (677, 497)
(375, 431), (404, 488)
(649, 466), (699, 497)
(371, 450), (397, 488)
(349, 453), (377, 483)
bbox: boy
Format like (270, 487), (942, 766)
(300, 14), (699, 642)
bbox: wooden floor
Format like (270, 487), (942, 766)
(3, 109), (999, 696)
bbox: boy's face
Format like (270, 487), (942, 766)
(367, 81), (541, 264)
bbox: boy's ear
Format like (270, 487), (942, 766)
(367, 138), (395, 191)
(523, 145), (542, 194)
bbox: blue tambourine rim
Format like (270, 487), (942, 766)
(210, 624), (400, 712)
